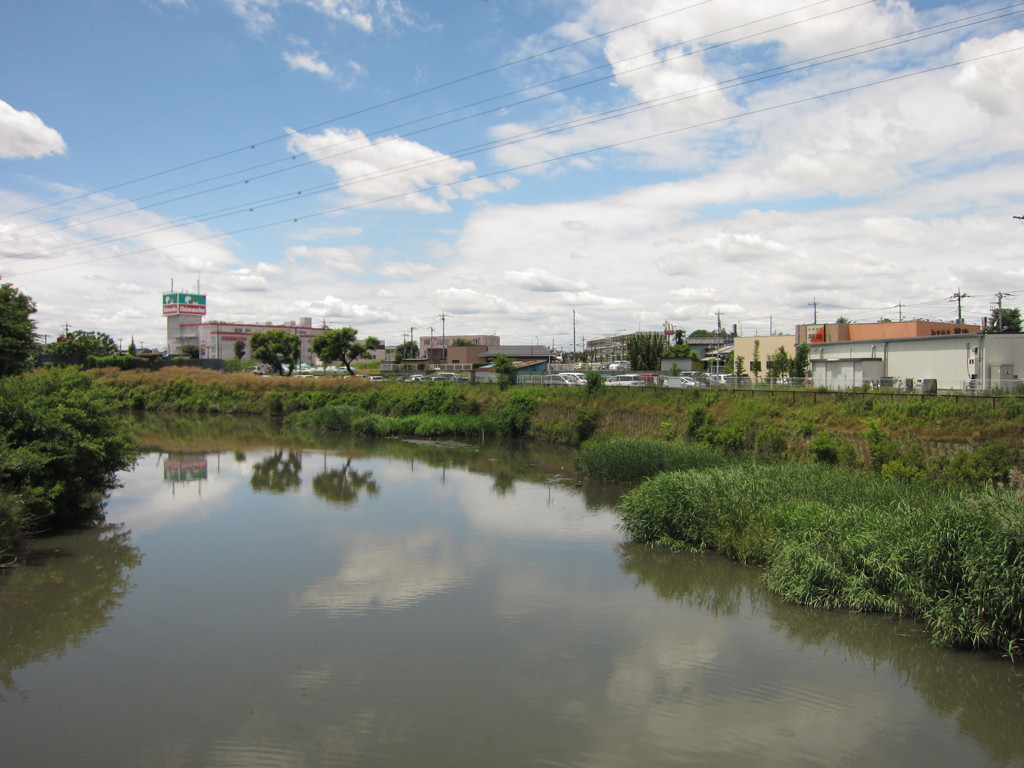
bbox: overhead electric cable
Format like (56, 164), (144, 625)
(12, 41), (1022, 276)
(5, 0), (1018, 257)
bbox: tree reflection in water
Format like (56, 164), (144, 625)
(0, 524), (142, 697)
(249, 450), (302, 493)
(312, 459), (380, 506)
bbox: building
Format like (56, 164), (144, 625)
(808, 332), (1024, 391)
(797, 320), (980, 345)
(420, 334), (500, 351)
(164, 291), (382, 364)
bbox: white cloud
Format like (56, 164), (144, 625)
(503, 267), (588, 292)
(286, 127), (499, 212)
(285, 245), (364, 273)
(376, 261), (434, 278)
(226, 0), (279, 36)
(283, 50), (335, 79)
(0, 100), (66, 159)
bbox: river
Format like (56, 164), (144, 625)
(1, 415), (1023, 767)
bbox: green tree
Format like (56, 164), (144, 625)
(0, 367), (136, 550)
(626, 331), (667, 371)
(734, 355), (746, 376)
(751, 339), (762, 379)
(234, 340), (246, 359)
(394, 340), (418, 363)
(766, 346), (791, 379)
(180, 343), (200, 359)
(491, 353), (515, 390)
(46, 329), (118, 364)
(249, 329), (301, 376)
(452, 338), (476, 346)
(989, 307), (1022, 333)
(311, 327), (381, 375)
(0, 282), (38, 377)
(789, 343), (810, 378)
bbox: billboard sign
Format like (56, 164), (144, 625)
(163, 293), (207, 316)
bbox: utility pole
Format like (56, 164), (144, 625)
(438, 312), (447, 342)
(716, 308), (722, 336)
(897, 301), (903, 322)
(950, 289), (968, 324)
(808, 297), (818, 324)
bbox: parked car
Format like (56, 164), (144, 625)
(608, 360), (630, 371)
(723, 374), (753, 386)
(605, 374), (646, 387)
(558, 372), (587, 386)
(429, 372), (469, 383)
(663, 376), (698, 389)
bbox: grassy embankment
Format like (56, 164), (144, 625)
(575, 437), (1023, 660)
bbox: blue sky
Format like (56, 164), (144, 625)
(2, 0), (1023, 351)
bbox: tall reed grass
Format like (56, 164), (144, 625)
(617, 462), (1024, 658)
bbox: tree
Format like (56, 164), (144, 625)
(394, 340), (418, 363)
(249, 329), (301, 376)
(989, 307), (1022, 333)
(46, 329), (118, 364)
(766, 346), (791, 379)
(751, 339), (762, 379)
(491, 353), (515, 390)
(234, 340), (246, 359)
(625, 332), (667, 371)
(311, 327), (381, 375)
(452, 338), (476, 346)
(789, 343), (810, 378)
(672, 329), (686, 346)
(180, 343), (200, 359)
(0, 282), (38, 377)
(734, 355), (746, 376)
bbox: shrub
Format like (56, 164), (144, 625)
(573, 406), (600, 444)
(576, 436), (730, 484)
(498, 392), (537, 437)
(0, 368), (136, 551)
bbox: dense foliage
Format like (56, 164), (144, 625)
(625, 331), (667, 371)
(311, 327), (381, 375)
(45, 329), (118, 364)
(249, 329), (300, 376)
(0, 367), (136, 553)
(0, 282), (38, 377)
(616, 462), (1024, 659)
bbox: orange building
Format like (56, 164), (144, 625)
(798, 320), (980, 345)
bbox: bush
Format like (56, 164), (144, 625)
(0, 368), (136, 551)
(498, 392), (537, 437)
(576, 436), (730, 484)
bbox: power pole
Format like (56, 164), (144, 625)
(438, 312), (447, 341)
(808, 297), (818, 324)
(950, 289), (968, 323)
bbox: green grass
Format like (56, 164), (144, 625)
(617, 462), (1024, 659)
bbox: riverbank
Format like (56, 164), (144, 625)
(91, 367), (1024, 483)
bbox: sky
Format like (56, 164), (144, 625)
(1, 0), (1023, 352)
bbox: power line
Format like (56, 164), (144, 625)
(7, 10), (1021, 268)
(9, 0), (1017, 249)
(10, 40), (1024, 277)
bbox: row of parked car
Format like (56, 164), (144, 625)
(538, 371), (753, 387)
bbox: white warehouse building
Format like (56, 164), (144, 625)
(809, 333), (1024, 391)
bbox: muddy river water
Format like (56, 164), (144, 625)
(2, 416), (1023, 767)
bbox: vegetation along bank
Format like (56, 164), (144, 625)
(7, 366), (1024, 659)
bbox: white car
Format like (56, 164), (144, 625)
(605, 374), (646, 387)
(558, 372), (587, 386)
(608, 361), (630, 371)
